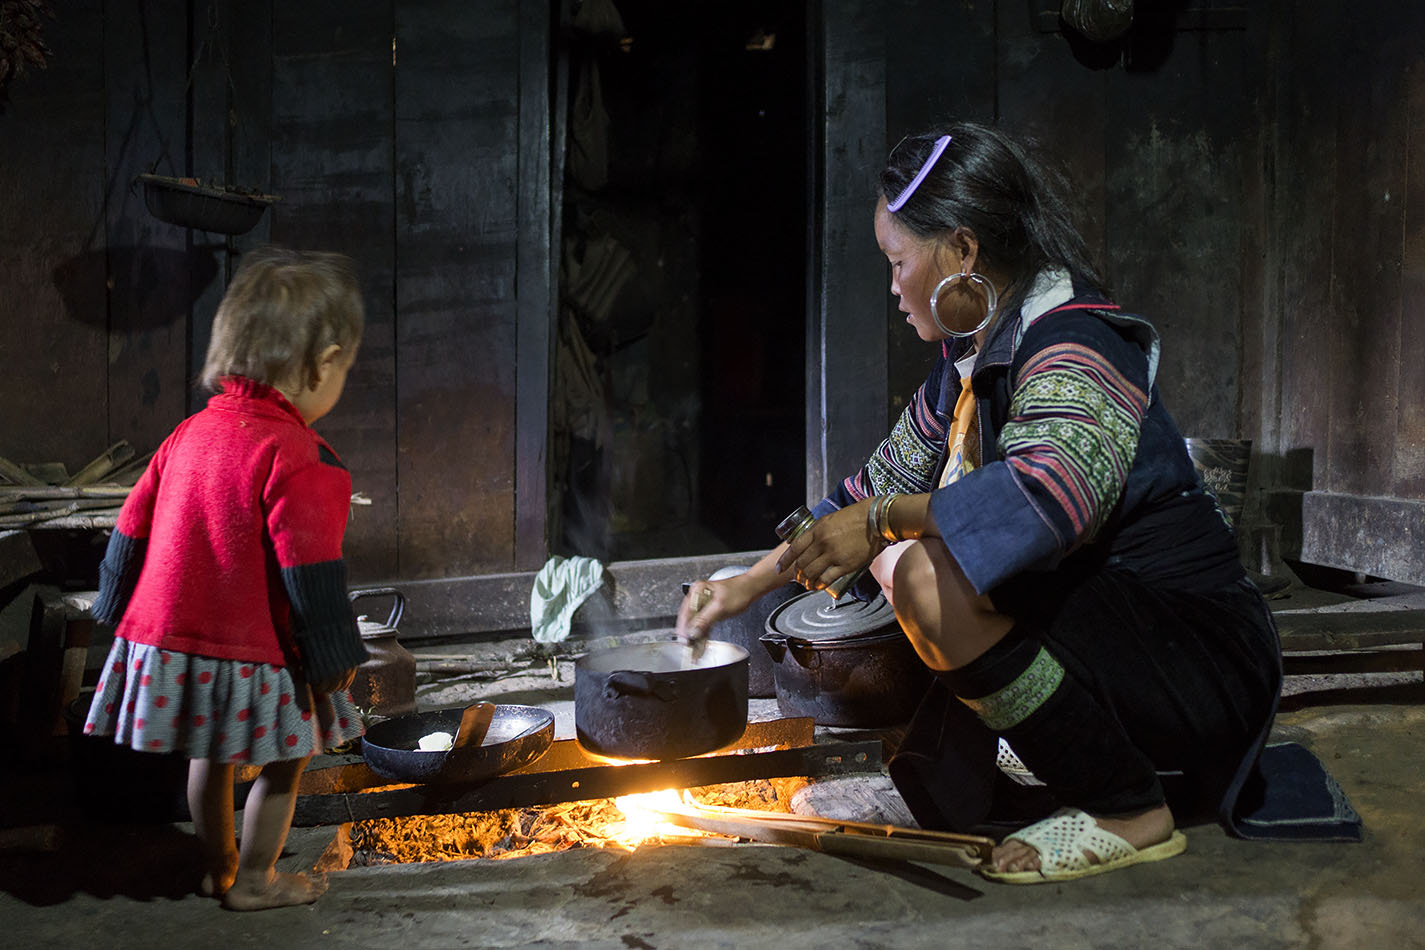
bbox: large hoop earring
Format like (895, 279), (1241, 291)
(929, 272), (999, 339)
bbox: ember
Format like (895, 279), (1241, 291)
(349, 777), (808, 866)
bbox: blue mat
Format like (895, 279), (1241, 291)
(1228, 741), (1363, 842)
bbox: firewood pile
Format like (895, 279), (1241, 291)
(349, 777), (808, 867)
(0, 441), (149, 529)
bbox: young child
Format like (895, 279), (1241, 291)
(84, 246), (369, 910)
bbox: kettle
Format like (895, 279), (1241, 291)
(347, 587), (418, 721)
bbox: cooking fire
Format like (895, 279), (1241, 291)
(347, 778), (807, 867)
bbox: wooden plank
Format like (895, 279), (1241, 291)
(291, 739), (882, 826)
(1103, 27), (1248, 440)
(1274, 607), (1425, 653)
(228, 0), (274, 257)
(810, 0), (887, 502)
(1325, 0), (1407, 498)
(102, 0), (200, 459)
(1283, 647), (1424, 676)
(1270, 1), (1340, 495)
(1397, 55), (1425, 498)
(270, 1), (398, 583)
(514, 0), (554, 570)
(996, 0), (1107, 276)
(395, 0), (521, 577)
(186, 0), (235, 411)
(1299, 490), (1425, 587)
(0, 0), (109, 472)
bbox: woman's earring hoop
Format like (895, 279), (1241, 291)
(930, 272), (999, 339)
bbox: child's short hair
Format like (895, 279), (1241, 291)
(200, 246), (364, 391)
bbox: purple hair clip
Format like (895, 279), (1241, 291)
(886, 134), (951, 213)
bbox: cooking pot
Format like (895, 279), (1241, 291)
(691, 570), (805, 698)
(361, 704), (555, 784)
(574, 640), (748, 760)
(761, 590), (929, 727)
(348, 587), (417, 721)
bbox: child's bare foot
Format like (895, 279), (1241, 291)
(990, 802), (1175, 874)
(198, 868), (237, 899)
(221, 869), (328, 911)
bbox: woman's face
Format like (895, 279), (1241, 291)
(875, 199), (961, 342)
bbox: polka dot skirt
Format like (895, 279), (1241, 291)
(83, 637), (366, 765)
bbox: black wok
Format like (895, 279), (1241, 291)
(362, 704), (555, 784)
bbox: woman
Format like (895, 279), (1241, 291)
(677, 122), (1281, 884)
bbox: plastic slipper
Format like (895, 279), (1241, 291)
(978, 807), (1187, 884)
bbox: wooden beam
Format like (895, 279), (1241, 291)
(514, 0), (555, 570)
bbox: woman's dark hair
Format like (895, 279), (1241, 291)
(200, 246), (364, 391)
(879, 121), (1105, 324)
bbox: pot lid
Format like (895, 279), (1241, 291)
(765, 588), (900, 642)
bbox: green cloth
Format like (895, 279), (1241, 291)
(530, 555), (606, 643)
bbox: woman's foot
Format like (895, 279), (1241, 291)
(989, 802), (1175, 874)
(221, 869), (328, 911)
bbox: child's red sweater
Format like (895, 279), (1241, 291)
(91, 378), (367, 684)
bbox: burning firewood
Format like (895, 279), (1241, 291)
(347, 778), (810, 867)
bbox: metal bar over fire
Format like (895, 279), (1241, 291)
(292, 738), (884, 827)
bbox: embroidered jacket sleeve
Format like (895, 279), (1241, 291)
(931, 313), (1150, 594)
(91, 436), (171, 624)
(267, 442), (367, 684)
(813, 353), (952, 517)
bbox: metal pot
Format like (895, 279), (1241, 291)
(691, 570), (805, 698)
(361, 704), (555, 784)
(574, 640), (749, 760)
(348, 587), (417, 721)
(761, 590), (929, 727)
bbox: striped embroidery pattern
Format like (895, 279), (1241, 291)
(842, 379), (948, 501)
(999, 342), (1147, 542)
(958, 646), (1065, 731)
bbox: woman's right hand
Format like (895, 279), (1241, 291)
(675, 576), (756, 651)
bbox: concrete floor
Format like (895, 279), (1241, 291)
(4, 585), (1424, 948)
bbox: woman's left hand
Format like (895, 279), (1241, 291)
(776, 500), (880, 591)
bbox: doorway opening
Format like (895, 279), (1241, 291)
(552, 0), (808, 562)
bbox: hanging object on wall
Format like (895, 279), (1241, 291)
(1060, 0), (1135, 43)
(0, 0), (55, 112)
(135, 4), (279, 235)
(136, 174), (279, 236)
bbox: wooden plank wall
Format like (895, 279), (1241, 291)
(1261, 0), (1425, 581)
(808, 0), (888, 501)
(270, 1), (398, 581)
(0, 0), (108, 471)
(393, 0), (521, 578)
(882, 4), (1242, 439)
(0, 0), (542, 589)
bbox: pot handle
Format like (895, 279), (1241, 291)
(604, 670), (679, 702)
(759, 633), (788, 662)
(762, 633), (819, 668)
(348, 587), (405, 629)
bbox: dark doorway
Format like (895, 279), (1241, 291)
(554, 0), (807, 561)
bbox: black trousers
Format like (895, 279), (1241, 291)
(888, 572), (1282, 832)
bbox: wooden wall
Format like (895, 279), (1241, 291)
(851, 1), (1425, 584)
(1253, 0), (1425, 583)
(1, 0), (552, 585)
(6, 0), (1425, 614)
